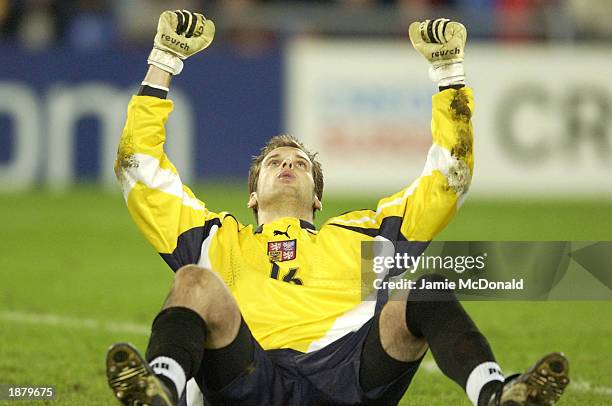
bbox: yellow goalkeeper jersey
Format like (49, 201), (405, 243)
(115, 87), (474, 353)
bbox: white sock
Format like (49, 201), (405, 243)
(465, 362), (504, 406)
(149, 356), (186, 399)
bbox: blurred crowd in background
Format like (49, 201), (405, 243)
(0, 0), (610, 52)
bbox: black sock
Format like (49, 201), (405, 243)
(359, 315), (419, 393)
(405, 274), (497, 392)
(145, 306), (207, 397)
(198, 318), (255, 391)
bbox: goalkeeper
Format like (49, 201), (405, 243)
(107, 10), (570, 406)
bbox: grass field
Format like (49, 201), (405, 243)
(1, 184), (611, 405)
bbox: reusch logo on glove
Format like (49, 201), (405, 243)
(161, 34), (190, 51)
(431, 48), (460, 58)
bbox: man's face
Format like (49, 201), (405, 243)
(248, 146), (321, 213)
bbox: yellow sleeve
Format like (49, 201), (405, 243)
(115, 95), (223, 270)
(373, 87), (474, 241)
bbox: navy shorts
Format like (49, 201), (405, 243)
(191, 315), (423, 406)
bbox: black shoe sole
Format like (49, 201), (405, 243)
(106, 342), (174, 406)
(502, 352), (570, 406)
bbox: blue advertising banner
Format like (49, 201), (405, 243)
(0, 45), (282, 189)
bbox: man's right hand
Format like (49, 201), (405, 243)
(148, 10), (216, 76)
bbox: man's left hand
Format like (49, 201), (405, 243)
(408, 19), (467, 87)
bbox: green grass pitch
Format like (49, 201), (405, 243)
(0, 184), (611, 405)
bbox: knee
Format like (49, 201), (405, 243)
(381, 301), (423, 345)
(380, 300), (428, 361)
(174, 264), (220, 292)
(173, 265), (239, 327)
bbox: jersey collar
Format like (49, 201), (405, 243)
(254, 218), (316, 234)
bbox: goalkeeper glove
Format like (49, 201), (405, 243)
(408, 19), (467, 87)
(148, 10), (215, 75)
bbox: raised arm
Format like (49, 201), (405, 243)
(115, 10), (219, 270)
(373, 86), (473, 241)
(377, 19), (472, 241)
(329, 20), (472, 242)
